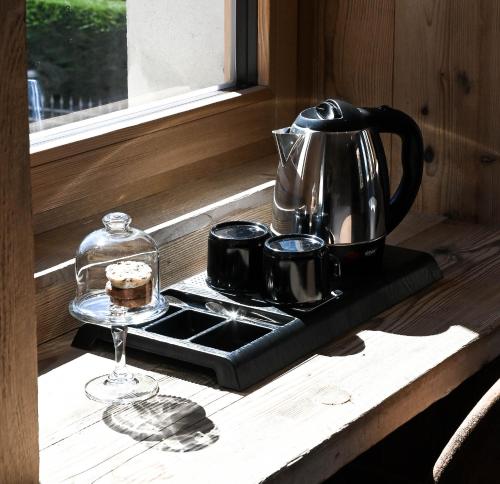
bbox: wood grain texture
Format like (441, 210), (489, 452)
(297, 0), (500, 224)
(393, 0), (500, 224)
(0, 0), (39, 481)
(268, 0), (299, 127)
(297, 0), (394, 169)
(37, 215), (500, 483)
(32, 136), (274, 234)
(321, 0), (395, 107)
(32, 98), (275, 233)
(296, 0), (326, 111)
(30, 86), (272, 166)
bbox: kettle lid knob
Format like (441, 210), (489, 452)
(292, 99), (369, 133)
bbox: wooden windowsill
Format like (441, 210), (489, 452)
(37, 213), (500, 482)
(30, 86), (273, 166)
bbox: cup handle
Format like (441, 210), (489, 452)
(327, 252), (342, 291)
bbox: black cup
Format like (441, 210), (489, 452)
(263, 234), (341, 306)
(206, 221), (270, 294)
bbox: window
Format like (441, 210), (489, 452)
(27, 0), (258, 133)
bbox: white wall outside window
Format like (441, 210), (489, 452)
(127, 0), (229, 106)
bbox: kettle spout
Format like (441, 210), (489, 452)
(272, 128), (305, 166)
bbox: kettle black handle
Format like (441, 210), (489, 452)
(363, 106), (424, 234)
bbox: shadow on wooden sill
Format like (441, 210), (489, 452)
(103, 394), (219, 453)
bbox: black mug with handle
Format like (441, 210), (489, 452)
(262, 234), (341, 306)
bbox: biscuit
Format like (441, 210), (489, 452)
(105, 280), (152, 301)
(109, 295), (150, 309)
(105, 260), (152, 289)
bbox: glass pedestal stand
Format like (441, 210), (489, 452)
(69, 211), (168, 405)
(85, 325), (159, 404)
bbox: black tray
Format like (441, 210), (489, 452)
(72, 245), (442, 390)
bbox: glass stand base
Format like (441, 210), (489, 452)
(85, 373), (159, 404)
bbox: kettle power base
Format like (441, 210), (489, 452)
(72, 246), (442, 391)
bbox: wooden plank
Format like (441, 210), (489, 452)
(296, 0), (326, 112)
(0, 0), (39, 481)
(37, 216), (500, 483)
(30, 86), (272, 166)
(269, 328), (500, 484)
(32, 137), (275, 234)
(31, 98), (275, 230)
(476, 0), (500, 224)
(393, 0), (500, 224)
(297, 0), (395, 171)
(320, 0), (394, 107)
(269, 0), (299, 127)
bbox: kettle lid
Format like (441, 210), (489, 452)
(292, 99), (368, 132)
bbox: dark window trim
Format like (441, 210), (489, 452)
(236, 0), (258, 88)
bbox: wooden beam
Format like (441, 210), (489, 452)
(0, 0), (39, 481)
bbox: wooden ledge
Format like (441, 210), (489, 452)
(37, 214), (500, 483)
(30, 86), (273, 166)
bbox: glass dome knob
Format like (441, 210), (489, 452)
(102, 212), (132, 233)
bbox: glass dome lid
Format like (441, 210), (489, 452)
(69, 212), (168, 326)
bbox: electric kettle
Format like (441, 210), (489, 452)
(271, 99), (424, 270)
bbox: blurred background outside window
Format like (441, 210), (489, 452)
(27, 0), (233, 132)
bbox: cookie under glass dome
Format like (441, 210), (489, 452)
(69, 212), (168, 404)
(70, 212), (167, 326)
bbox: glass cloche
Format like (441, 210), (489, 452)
(69, 212), (168, 404)
(70, 212), (167, 326)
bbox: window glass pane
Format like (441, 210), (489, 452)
(27, 0), (234, 132)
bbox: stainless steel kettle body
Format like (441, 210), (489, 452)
(271, 99), (424, 269)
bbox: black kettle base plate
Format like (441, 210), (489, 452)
(72, 245), (442, 391)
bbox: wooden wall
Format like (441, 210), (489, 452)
(0, 0), (39, 480)
(297, 0), (500, 225)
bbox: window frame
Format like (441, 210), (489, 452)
(29, 0), (299, 236)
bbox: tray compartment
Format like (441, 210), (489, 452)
(192, 320), (272, 352)
(145, 309), (224, 339)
